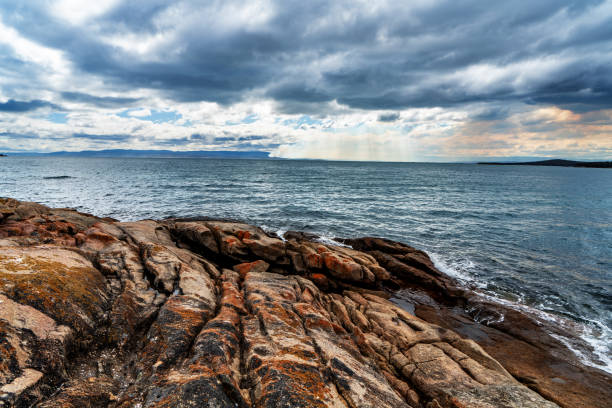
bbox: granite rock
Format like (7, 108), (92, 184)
(0, 199), (608, 407)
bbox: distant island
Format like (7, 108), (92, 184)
(478, 159), (611, 168)
(0, 154), (7, 157)
(5, 149), (271, 159)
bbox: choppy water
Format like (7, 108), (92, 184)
(1, 157), (611, 372)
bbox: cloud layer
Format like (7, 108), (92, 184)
(1, 0), (611, 160)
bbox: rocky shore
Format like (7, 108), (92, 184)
(0, 198), (609, 407)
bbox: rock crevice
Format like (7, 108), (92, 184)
(0, 198), (609, 408)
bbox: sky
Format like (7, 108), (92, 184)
(0, 0), (611, 161)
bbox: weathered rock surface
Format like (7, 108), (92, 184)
(0, 198), (608, 407)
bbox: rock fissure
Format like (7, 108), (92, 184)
(292, 303), (351, 408)
(0, 199), (607, 408)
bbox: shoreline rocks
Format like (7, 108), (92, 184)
(0, 198), (609, 407)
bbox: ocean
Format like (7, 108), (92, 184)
(1, 156), (610, 372)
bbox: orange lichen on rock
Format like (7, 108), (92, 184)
(0, 199), (605, 408)
(232, 259), (269, 277)
(236, 230), (251, 240)
(0, 248), (109, 337)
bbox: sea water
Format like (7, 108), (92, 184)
(1, 157), (610, 372)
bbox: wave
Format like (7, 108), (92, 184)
(315, 234), (352, 248)
(259, 224), (351, 248)
(260, 225), (288, 242)
(429, 253), (612, 374)
(479, 291), (612, 374)
(429, 252), (482, 287)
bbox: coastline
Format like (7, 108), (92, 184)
(477, 159), (612, 168)
(425, 253), (612, 375)
(0, 198), (610, 407)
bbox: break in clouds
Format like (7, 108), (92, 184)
(1, 0), (611, 160)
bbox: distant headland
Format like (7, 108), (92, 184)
(3, 149), (271, 159)
(478, 159), (611, 168)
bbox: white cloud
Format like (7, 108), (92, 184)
(0, 19), (70, 77)
(104, 31), (174, 59)
(52, 0), (121, 25)
(127, 108), (152, 117)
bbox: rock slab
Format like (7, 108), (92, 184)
(0, 198), (608, 407)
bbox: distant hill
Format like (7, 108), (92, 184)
(478, 159), (611, 168)
(5, 149), (272, 159)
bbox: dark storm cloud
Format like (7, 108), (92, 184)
(378, 113), (400, 123)
(61, 92), (141, 108)
(98, 1), (172, 34)
(72, 133), (132, 142)
(267, 84), (333, 103)
(189, 133), (211, 140)
(0, 99), (59, 112)
(471, 107), (511, 122)
(1, 0), (611, 111)
(152, 133), (276, 148)
(214, 135), (267, 143)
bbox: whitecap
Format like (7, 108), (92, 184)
(315, 235), (352, 248)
